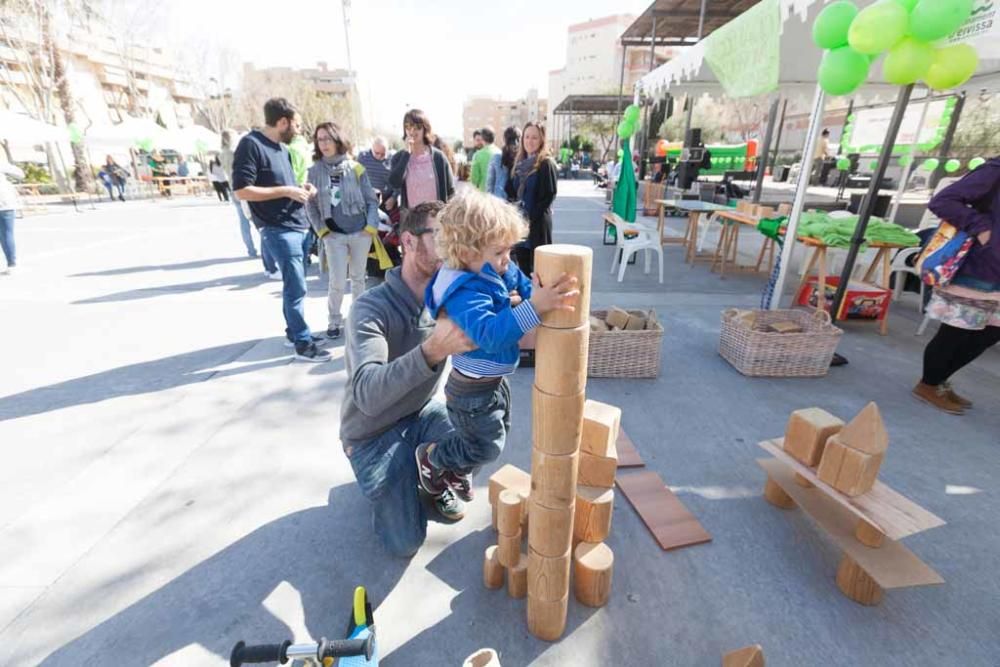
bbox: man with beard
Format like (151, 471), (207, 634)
(233, 98), (330, 362)
(340, 201), (476, 557)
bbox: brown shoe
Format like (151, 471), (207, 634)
(941, 382), (973, 409)
(912, 382), (965, 415)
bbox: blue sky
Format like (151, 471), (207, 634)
(161, 0), (651, 137)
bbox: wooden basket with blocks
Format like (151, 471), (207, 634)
(719, 308), (843, 378)
(588, 307), (664, 379)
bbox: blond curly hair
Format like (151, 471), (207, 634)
(436, 191), (528, 270)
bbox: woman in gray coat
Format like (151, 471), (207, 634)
(306, 122), (380, 338)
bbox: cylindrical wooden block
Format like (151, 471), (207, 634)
(574, 486), (614, 543)
(483, 546), (504, 590)
(836, 554), (883, 606)
(573, 541), (613, 607)
(527, 545), (572, 601)
(507, 553), (528, 599)
(530, 449), (579, 509)
(763, 477), (796, 509)
(533, 244), (593, 329)
(527, 500), (574, 557)
(534, 324), (589, 397)
(794, 473), (814, 488)
(491, 502), (498, 531)
(497, 489), (525, 536)
(531, 386), (585, 455)
(497, 530), (521, 568)
(855, 519), (885, 548)
(526, 592), (568, 641)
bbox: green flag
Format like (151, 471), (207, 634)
(612, 138), (636, 222)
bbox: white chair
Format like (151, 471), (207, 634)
(889, 246), (936, 334)
(604, 213), (664, 283)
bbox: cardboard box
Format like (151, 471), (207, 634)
(796, 276), (891, 321)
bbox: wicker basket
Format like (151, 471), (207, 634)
(719, 308), (843, 378)
(588, 309), (664, 378)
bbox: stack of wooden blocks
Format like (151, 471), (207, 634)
(777, 402), (888, 499)
(589, 305), (657, 332)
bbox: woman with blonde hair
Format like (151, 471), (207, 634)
(505, 121), (557, 275)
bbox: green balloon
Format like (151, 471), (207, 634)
(944, 158), (961, 173)
(921, 158), (940, 171)
(893, 0), (919, 10)
(837, 157), (852, 170)
(847, 1), (909, 55)
(884, 37), (934, 85)
(624, 104), (641, 123)
(137, 137), (154, 152)
(819, 46), (871, 96)
(68, 123), (83, 145)
(617, 120), (635, 139)
(969, 157), (986, 170)
(898, 155), (913, 166)
(924, 43), (979, 90)
(909, 0), (973, 42)
(813, 1), (859, 49)
(869, 159), (880, 169)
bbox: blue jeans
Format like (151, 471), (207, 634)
(0, 209), (15, 267)
(347, 400), (455, 557)
(261, 226), (311, 344)
(430, 375), (511, 474)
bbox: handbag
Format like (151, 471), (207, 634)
(916, 221), (974, 287)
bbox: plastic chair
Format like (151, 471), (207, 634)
(604, 213), (663, 283)
(890, 247), (925, 312)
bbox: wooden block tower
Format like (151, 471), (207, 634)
(527, 244), (593, 641)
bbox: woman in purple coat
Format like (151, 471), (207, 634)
(914, 157), (1000, 414)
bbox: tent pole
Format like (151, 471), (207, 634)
(772, 98), (788, 166)
(682, 0), (707, 146)
(753, 97), (781, 204)
(615, 43), (627, 133)
(830, 84), (915, 321)
(769, 84), (826, 310)
(887, 88), (930, 224)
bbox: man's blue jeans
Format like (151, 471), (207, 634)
(234, 200), (277, 273)
(430, 376), (510, 474)
(261, 226), (311, 344)
(347, 401), (455, 558)
(0, 209), (15, 267)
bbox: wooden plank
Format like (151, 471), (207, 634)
(759, 440), (945, 541)
(615, 471), (711, 551)
(759, 459), (943, 589)
(615, 428), (644, 468)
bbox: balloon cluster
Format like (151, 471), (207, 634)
(813, 0), (979, 96)
(617, 104), (641, 139)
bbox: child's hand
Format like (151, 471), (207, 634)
(510, 290), (523, 307)
(529, 272), (579, 315)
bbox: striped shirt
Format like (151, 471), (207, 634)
(357, 149), (392, 194)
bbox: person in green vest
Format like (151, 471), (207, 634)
(470, 126), (501, 192)
(287, 123), (317, 269)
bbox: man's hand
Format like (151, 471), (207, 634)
(421, 316), (475, 367)
(978, 230), (992, 246)
(303, 182), (317, 197)
(529, 272), (580, 315)
(283, 185), (312, 203)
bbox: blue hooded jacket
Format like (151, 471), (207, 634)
(426, 263), (539, 377)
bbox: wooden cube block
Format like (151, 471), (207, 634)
(767, 321), (803, 334)
(489, 464), (530, 506)
(839, 402), (889, 455)
(816, 434), (884, 496)
(722, 644), (764, 667)
(578, 451), (617, 488)
(574, 485), (614, 543)
(783, 408), (844, 467)
(624, 313), (646, 330)
(589, 315), (609, 332)
(645, 310), (660, 331)
(581, 400), (622, 458)
(605, 306), (631, 330)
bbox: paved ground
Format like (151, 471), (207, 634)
(1, 182), (997, 666)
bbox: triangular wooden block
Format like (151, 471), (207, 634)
(722, 644), (764, 667)
(839, 402), (889, 455)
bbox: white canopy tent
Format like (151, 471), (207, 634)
(635, 0), (1000, 310)
(0, 111), (66, 145)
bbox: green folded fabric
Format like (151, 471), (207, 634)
(794, 211), (920, 249)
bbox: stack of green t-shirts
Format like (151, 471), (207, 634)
(796, 211), (920, 250)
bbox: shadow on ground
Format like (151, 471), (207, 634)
(70, 256), (255, 278)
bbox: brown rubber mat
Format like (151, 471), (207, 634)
(615, 470), (712, 551)
(616, 428), (645, 468)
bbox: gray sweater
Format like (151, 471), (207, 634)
(340, 267), (446, 447)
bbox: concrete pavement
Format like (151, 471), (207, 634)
(1, 183), (997, 666)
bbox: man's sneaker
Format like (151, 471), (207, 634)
(294, 341), (332, 363)
(912, 381), (964, 415)
(433, 487), (466, 522)
(414, 442), (447, 495)
(284, 334), (328, 349)
(326, 326), (342, 340)
(265, 270), (282, 280)
(440, 469), (473, 502)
